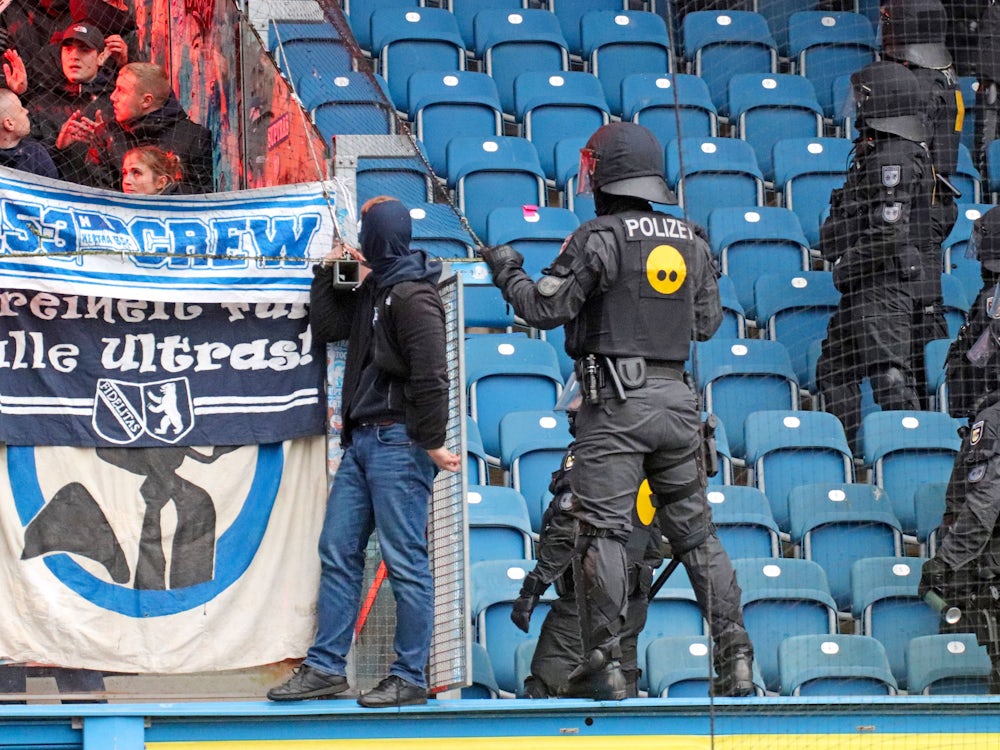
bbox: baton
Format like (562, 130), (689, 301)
(648, 557), (682, 602)
(923, 590), (963, 626)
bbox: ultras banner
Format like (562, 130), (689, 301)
(0, 291), (326, 447)
(0, 166), (350, 303)
(0, 437), (327, 673)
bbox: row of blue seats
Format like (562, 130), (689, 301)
(468, 554), (979, 695)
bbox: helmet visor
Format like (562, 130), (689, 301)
(577, 147), (599, 196)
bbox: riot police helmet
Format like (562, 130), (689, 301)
(577, 122), (676, 205)
(851, 61), (928, 143)
(968, 206), (1000, 274)
(880, 0), (953, 71)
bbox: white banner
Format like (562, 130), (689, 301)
(0, 437), (326, 673)
(0, 167), (351, 304)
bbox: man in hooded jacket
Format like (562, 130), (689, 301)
(267, 196), (460, 708)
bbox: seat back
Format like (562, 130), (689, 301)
(356, 156), (432, 207)
(772, 136), (853, 248)
(274, 39), (355, 88)
(450, 0), (525, 52)
(409, 202), (477, 258)
(455, 262), (515, 331)
(486, 206), (580, 280)
(499, 410), (573, 529)
(300, 72), (396, 137)
(778, 633), (896, 696)
(913, 481), (948, 557)
(622, 73), (718, 146)
(346, 0), (421, 53)
(667, 137), (766, 229)
(944, 203), (995, 302)
(706, 486), (781, 560)
(549, 0), (626, 59)
(907, 633), (993, 695)
(467, 484), (534, 563)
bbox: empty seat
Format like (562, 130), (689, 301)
(449, 0), (525, 53)
(707, 206), (811, 320)
(356, 155), (432, 207)
(859, 410), (962, 536)
(943, 203), (995, 302)
(923, 338), (952, 415)
(463, 641), (502, 699)
(486, 206), (580, 280)
(300, 72), (396, 137)
(454, 261), (515, 331)
(371, 7), (467, 113)
(549, 0), (628, 60)
(988, 138), (1000, 202)
(772, 137), (853, 248)
(745, 410), (855, 535)
(778, 633), (897, 696)
(646, 634), (765, 697)
(580, 10), (673, 117)
(273, 39), (355, 88)
(474, 8), (570, 118)
(728, 73), (824, 184)
(513, 71), (611, 182)
(467, 484), (534, 563)
(787, 11), (877, 120)
(409, 202), (477, 258)
(621, 73), (718, 148)
(407, 71), (503, 177)
(693, 338), (800, 461)
(345, 0), (421, 53)
(940, 272), (970, 339)
(754, 269), (841, 388)
(717, 274), (748, 339)
(706, 486), (782, 559)
(464, 333), (564, 463)
(446, 135), (548, 240)
(465, 415), (491, 486)
(787, 483), (903, 612)
(667, 137), (766, 231)
(498, 410), (573, 527)
(913, 481), (948, 558)
(851, 556), (943, 691)
(951, 144), (984, 205)
(637, 562), (706, 691)
(682, 10), (778, 116)
(734, 557), (839, 692)
(553, 136), (596, 222)
(907, 633), (993, 695)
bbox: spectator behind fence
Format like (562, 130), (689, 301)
(27, 20), (118, 184)
(120, 144), (181, 195)
(0, 88), (58, 178)
(90, 61), (214, 193)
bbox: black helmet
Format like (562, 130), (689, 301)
(881, 0), (953, 70)
(970, 206), (1000, 274)
(578, 122), (676, 205)
(851, 61), (927, 143)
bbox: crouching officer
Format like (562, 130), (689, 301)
(513, 437), (663, 698)
(482, 122), (754, 700)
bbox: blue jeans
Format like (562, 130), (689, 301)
(305, 423), (437, 687)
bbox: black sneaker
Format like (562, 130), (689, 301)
(267, 665), (349, 701)
(357, 674), (427, 708)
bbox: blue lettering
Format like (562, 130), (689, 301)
(252, 215), (318, 268)
(128, 219), (170, 269)
(167, 221), (211, 268)
(1, 201), (76, 258)
(211, 218), (252, 269)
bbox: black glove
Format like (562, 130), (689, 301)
(510, 592), (539, 633)
(480, 244), (524, 279)
(918, 556), (951, 599)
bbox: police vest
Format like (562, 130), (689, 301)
(573, 211), (698, 362)
(913, 67), (963, 176)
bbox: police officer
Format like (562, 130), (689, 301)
(974, 3), (1000, 174)
(816, 61), (934, 452)
(880, 0), (964, 404)
(481, 121), (754, 700)
(512, 443), (663, 699)
(946, 207), (1000, 418)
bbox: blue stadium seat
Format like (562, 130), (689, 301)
(745, 410), (855, 535)
(667, 137), (766, 230)
(408, 71), (503, 177)
(273, 39), (355, 88)
(728, 73), (824, 184)
(772, 137), (853, 248)
(474, 8), (570, 118)
(467, 485), (534, 563)
(733, 557), (839, 693)
(787, 11), (877, 120)
(646, 635), (765, 697)
(717, 274), (747, 339)
(706, 411), (735, 487)
(988, 138), (1000, 202)
(580, 10), (673, 117)
(409, 202), (477, 258)
(924, 338), (952, 414)
(345, 0), (421, 53)
(778, 633), (897, 696)
(298, 72), (396, 137)
(463, 641), (502, 699)
(470, 559), (556, 694)
(637, 561), (706, 691)
(464, 333), (564, 463)
(446, 135), (547, 240)
(268, 19), (341, 51)
(371, 7), (467, 113)
(355, 155), (432, 207)
(553, 137), (596, 222)
(682, 10), (778, 116)
(706, 486), (782, 559)
(693, 338), (800, 461)
(940, 272), (970, 339)
(498, 410), (573, 524)
(913, 481), (948, 558)
(466, 415), (491, 486)
(549, 0), (628, 60)
(787, 483), (903, 612)
(850, 556), (942, 690)
(449, 0), (525, 53)
(907, 633), (993, 696)
(514, 71), (611, 182)
(952, 144), (984, 205)
(486, 206), (580, 280)
(753, 0), (809, 57)
(707, 206), (811, 318)
(754, 269), (840, 387)
(621, 73), (718, 148)
(943, 203), (994, 303)
(859, 410), (962, 536)
(454, 261), (515, 331)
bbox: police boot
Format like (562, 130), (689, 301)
(565, 649), (627, 701)
(712, 633), (755, 698)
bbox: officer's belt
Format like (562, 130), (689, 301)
(643, 359), (686, 380)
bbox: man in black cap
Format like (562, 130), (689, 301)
(880, 0), (964, 405)
(920, 208), (1000, 695)
(482, 121), (754, 701)
(817, 61), (935, 452)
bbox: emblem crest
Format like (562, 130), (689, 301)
(92, 377), (194, 445)
(881, 165), (901, 187)
(971, 420), (985, 445)
(882, 202), (902, 223)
